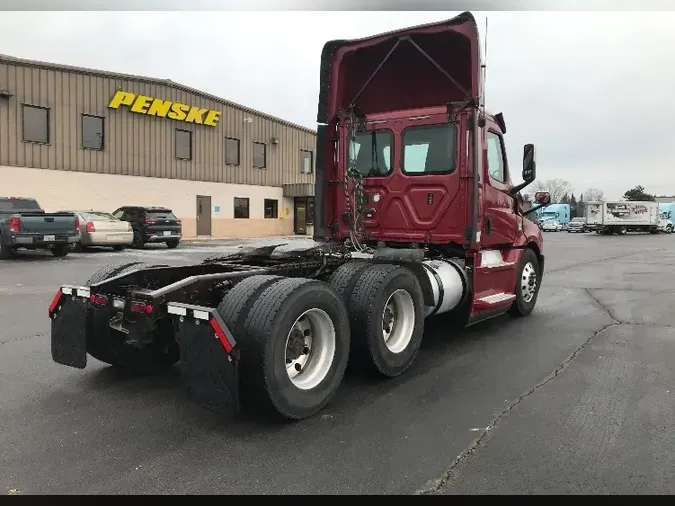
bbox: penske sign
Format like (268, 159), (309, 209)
(108, 90), (222, 127)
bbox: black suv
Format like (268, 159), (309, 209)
(112, 206), (182, 249)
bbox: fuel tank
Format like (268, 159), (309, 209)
(420, 259), (468, 317)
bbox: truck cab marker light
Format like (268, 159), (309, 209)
(167, 304), (187, 316)
(77, 288), (90, 299)
(61, 287), (73, 295)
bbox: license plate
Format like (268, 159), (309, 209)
(108, 235), (123, 241)
(163, 231), (172, 236)
(43, 235), (56, 242)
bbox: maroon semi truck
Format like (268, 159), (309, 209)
(48, 12), (550, 421)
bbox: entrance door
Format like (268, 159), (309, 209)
(196, 195), (212, 236)
(294, 198), (307, 235)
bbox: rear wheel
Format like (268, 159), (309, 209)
(85, 261), (178, 374)
(220, 276), (350, 420)
(132, 229), (145, 249)
(508, 248), (541, 318)
(166, 240), (179, 249)
(348, 264), (425, 378)
(112, 245), (126, 252)
(51, 244), (69, 257)
(0, 237), (13, 260)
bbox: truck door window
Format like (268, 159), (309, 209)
(402, 123), (456, 175)
(347, 130), (393, 177)
(486, 131), (506, 183)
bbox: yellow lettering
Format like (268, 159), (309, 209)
(130, 95), (152, 114)
(203, 110), (221, 127)
(108, 91), (136, 109)
(185, 107), (208, 124)
(167, 102), (190, 121)
(147, 98), (173, 117)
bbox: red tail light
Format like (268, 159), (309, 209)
(130, 301), (154, 314)
(176, 219), (181, 224)
(143, 218), (156, 224)
(89, 294), (109, 306)
(74, 215), (80, 232)
(9, 217), (20, 232)
(85, 221), (95, 233)
(48, 289), (63, 314)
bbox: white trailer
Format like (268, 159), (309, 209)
(585, 201), (666, 235)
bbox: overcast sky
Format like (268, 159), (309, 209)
(0, 11), (673, 200)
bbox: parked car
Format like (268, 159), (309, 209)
(542, 219), (563, 232)
(60, 210), (133, 251)
(567, 217), (587, 233)
(112, 206), (182, 249)
(0, 196), (79, 259)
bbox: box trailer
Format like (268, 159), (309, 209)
(585, 201), (666, 235)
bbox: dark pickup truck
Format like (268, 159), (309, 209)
(0, 197), (80, 259)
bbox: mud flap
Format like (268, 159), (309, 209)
(175, 318), (240, 416)
(51, 296), (88, 369)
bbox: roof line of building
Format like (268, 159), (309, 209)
(0, 53), (317, 136)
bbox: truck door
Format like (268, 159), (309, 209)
(481, 127), (519, 247)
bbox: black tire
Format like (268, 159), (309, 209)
(507, 248), (541, 318)
(132, 229), (145, 249)
(0, 237), (13, 260)
(166, 240), (179, 249)
(226, 277), (350, 420)
(74, 242), (86, 253)
(84, 262), (178, 374)
(112, 245), (126, 251)
(348, 264), (425, 378)
(327, 260), (371, 306)
(51, 244), (69, 257)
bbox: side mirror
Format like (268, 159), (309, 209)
(522, 144), (536, 182)
(534, 191), (551, 206)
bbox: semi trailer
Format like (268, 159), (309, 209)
(48, 12), (549, 421)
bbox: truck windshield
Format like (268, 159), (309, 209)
(347, 130), (392, 178)
(0, 198), (41, 211)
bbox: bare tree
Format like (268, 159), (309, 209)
(584, 188), (604, 202)
(530, 178), (574, 204)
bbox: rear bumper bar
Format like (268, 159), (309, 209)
(48, 288), (241, 416)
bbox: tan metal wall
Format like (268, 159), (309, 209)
(0, 57), (317, 187)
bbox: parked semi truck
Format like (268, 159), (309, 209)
(48, 12), (549, 421)
(538, 203), (571, 229)
(586, 200), (673, 234)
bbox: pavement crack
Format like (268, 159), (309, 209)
(0, 332), (48, 346)
(584, 288), (620, 323)
(414, 319), (619, 495)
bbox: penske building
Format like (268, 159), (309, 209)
(0, 54), (317, 238)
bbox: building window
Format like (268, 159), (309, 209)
(253, 142), (266, 169)
(225, 137), (240, 165)
(22, 104), (49, 144)
(234, 197), (250, 219)
(82, 114), (104, 150)
(264, 199), (278, 219)
(175, 129), (192, 160)
(300, 150), (313, 174)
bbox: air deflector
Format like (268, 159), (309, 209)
(317, 11), (481, 123)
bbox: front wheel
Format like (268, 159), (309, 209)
(667, 225), (673, 234)
(508, 248), (541, 318)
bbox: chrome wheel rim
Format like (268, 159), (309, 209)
(285, 308), (336, 390)
(382, 289), (415, 354)
(521, 262), (538, 303)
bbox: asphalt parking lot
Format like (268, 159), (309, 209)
(1, 232), (674, 495)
